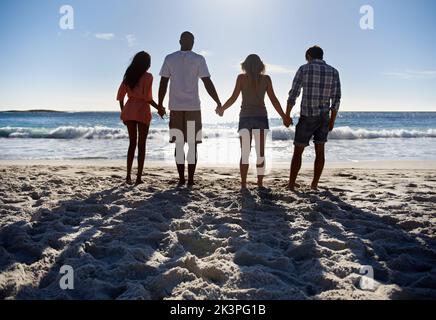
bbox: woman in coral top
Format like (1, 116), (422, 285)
(117, 51), (166, 185)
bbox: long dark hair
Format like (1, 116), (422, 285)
(123, 51), (151, 90)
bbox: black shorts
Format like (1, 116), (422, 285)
(294, 112), (330, 147)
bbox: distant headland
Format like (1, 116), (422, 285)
(0, 109), (66, 113)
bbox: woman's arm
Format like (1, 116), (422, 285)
(266, 76), (292, 127)
(144, 75), (166, 118)
(117, 82), (127, 111)
(220, 75), (243, 112)
(266, 76), (286, 118)
(147, 99), (166, 118)
(148, 99), (159, 109)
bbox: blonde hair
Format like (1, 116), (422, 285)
(241, 54), (265, 89)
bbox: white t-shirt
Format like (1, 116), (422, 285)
(159, 50), (211, 111)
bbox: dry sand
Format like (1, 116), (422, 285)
(0, 161), (435, 300)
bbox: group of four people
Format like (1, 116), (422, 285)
(117, 31), (341, 191)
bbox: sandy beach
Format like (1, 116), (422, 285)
(0, 161), (435, 300)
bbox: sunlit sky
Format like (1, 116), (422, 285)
(0, 0), (435, 121)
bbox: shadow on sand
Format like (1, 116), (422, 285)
(1, 176), (435, 299)
(0, 182), (193, 299)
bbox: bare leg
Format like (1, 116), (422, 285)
(177, 164), (185, 184)
(125, 121), (138, 184)
(135, 122), (149, 185)
(175, 144), (186, 185)
(311, 143), (325, 190)
(288, 145), (305, 190)
(254, 129), (266, 188)
(187, 143), (198, 186)
(239, 131), (252, 189)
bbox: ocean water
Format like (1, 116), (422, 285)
(1, 111), (435, 164)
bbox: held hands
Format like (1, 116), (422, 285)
(282, 114), (293, 128)
(157, 105), (166, 119)
(215, 105), (224, 117)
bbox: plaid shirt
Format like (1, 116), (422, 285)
(288, 59), (341, 117)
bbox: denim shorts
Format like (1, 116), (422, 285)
(238, 116), (269, 131)
(294, 112), (330, 147)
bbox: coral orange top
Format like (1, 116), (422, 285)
(117, 72), (153, 124)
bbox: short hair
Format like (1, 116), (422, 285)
(306, 46), (324, 60)
(180, 31), (194, 41)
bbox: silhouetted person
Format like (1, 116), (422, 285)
(286, 46), (341, 191)
(217, 54), (291, 189)
(117, 51), (165, 185)
(158, 31), (221, 186)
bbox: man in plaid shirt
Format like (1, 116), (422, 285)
(286, 46), (341, 191)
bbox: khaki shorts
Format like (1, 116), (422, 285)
(169, 110), (202, 144)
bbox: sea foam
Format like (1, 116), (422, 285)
(270, 126), (436, 141)
(1, 125), (436, 140)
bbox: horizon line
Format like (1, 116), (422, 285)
(1, 109), (436, 114)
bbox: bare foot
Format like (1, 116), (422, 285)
(135, 179), (144, 186)
(178, 178), (186, 186)
(287, 182), (300, 191)
(240, 186), (250, 194)
(187, 180), (195, 187)
(126, 176), (133, 185)
(310, 183), (319, 191)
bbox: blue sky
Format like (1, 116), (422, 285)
(0, 0), (435, 121)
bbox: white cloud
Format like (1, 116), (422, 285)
(265, 64), (295, 75)
(200, 50), (213, 57)
(126, 34), (137, 47)
(383, 70), (436, 79)
(95, 33), (115, 41)
(234, 62), (295, 75)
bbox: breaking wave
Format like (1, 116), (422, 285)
(1, 125), (436, 140)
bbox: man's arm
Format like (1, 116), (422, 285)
(329, 70), (341, 131)
(201, 77), (221, 107)
(158, 77), (169, 106)
(286, 101), (294, 118)
(329, 110), (338, 131)
(286, 67), (303, 117)
(157, 77), (169, 118)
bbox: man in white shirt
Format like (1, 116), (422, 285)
(158, 31), (221, 186)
